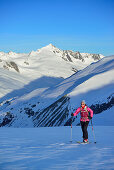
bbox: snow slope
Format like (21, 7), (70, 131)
(0, 55), (113, 127)
(93, 107), (114, 126)
(0, 126), (114, 170)
(0, 68), (30, 99)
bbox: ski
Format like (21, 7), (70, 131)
(69, 140), (96, 144)
(76, 141), (91, 144)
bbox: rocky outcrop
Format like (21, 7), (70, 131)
(3, 61), (20, 72)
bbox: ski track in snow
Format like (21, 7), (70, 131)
(0, 126), (114, 170)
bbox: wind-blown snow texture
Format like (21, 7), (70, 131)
(0, 127), (114, 170)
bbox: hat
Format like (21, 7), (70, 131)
(81, 100), (86, 104)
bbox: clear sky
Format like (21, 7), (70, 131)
(0, 0), (114, 56)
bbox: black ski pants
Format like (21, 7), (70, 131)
(81, 121), (89, 140)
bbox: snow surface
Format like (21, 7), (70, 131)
(0, 126), (114, 170)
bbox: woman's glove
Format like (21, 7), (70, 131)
(88, 116), (92, 119)
(71, 113), (74, 116)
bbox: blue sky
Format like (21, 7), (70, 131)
(0, 0), (114, 55)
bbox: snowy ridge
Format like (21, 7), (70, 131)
(0, 55), (113, 127)
(0, 44), (104, 76)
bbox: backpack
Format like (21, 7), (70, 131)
(80, 106), (91, 119)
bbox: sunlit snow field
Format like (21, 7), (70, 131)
(0, 126), (114, 170)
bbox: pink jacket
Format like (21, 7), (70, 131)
(73, 106), (93, 122)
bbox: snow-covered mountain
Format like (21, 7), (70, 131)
(0, 54), (113, 127)
(0, 44), (104, 100)
(0, 44), (104, 77)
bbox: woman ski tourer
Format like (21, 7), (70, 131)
(71, 100), (93, 143)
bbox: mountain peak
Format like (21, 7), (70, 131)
(38, 44), (58, 53)
(44, 43), (57, 49)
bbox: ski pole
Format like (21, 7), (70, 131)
(91, 119), (96, 143)
(70, 116), (73, 143)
